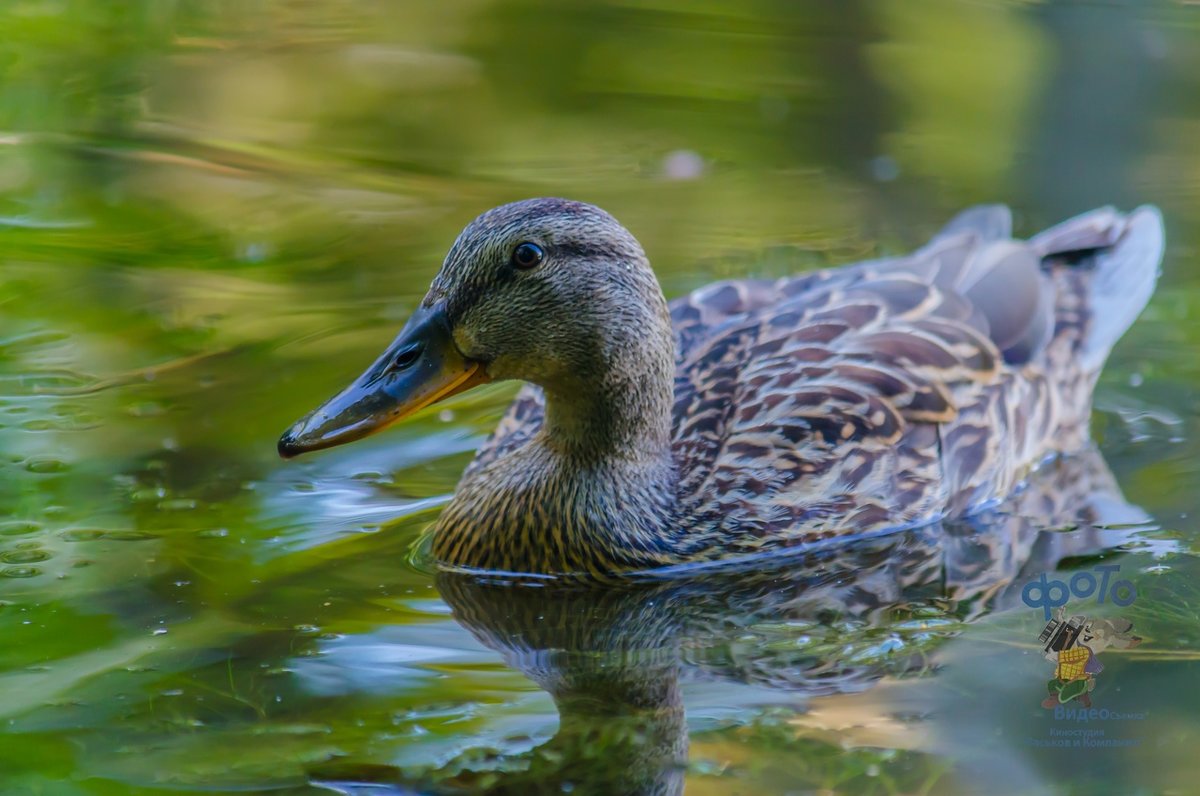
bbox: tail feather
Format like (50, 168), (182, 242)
(934, 204), (1013, 243)
(1033, 206), (1164, 371)
(1028, 206), (1125, 255)
(923, 204), (1162, 372)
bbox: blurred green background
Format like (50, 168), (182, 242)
(1, 1), (1198, 794)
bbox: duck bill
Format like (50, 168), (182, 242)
(278, 303), (490, 458)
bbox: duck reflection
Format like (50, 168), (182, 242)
(316, 448), (1149, 795)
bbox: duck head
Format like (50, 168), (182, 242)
(278, 198), (675, 458)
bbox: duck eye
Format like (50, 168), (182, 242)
(512, 242), (544, 270)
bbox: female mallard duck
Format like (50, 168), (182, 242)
(279, 199), (1163, 576)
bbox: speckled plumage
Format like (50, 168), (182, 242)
(423, 200), (1163, 575)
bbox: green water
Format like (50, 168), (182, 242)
(2, 2), (1199, 794)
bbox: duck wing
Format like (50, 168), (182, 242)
(667, 205), (1162, 553)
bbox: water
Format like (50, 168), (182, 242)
(1, 2), (1198, 794)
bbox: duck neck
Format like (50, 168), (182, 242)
(540, 354), (675, 464)
(533, 311), (680, 547)
(435, 305), (682, 573)
(435, 266), (687, 572)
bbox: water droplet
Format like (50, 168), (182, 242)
(197, 527), (229, 539)
(661, 149), (704, 181)
(1, 566), (40, 578)
(238, 241), (273, 263)
(157, 498), (198, 511)
(151, 628), (168, 636)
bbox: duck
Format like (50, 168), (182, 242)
(278, 198), (1163, 576)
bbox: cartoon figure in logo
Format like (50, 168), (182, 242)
(1040, 607), (1141, 709)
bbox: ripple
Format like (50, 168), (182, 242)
(1, 566), (41, 578)
(0, 521), (41, 537)
(59, 528), (107, 542)
(23, 457), (68, 474)
(1, 550), (50, 564)
(19, 414), (102, 432)
(59, 528), (159, 542)
(19, 419), (59, 431)
(0, 372), (96, 396)
(157, 498), (199, 511)
(99, 530), (160, 542)
(126, 401), (167, 417)
(0, 329), (72, 352)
